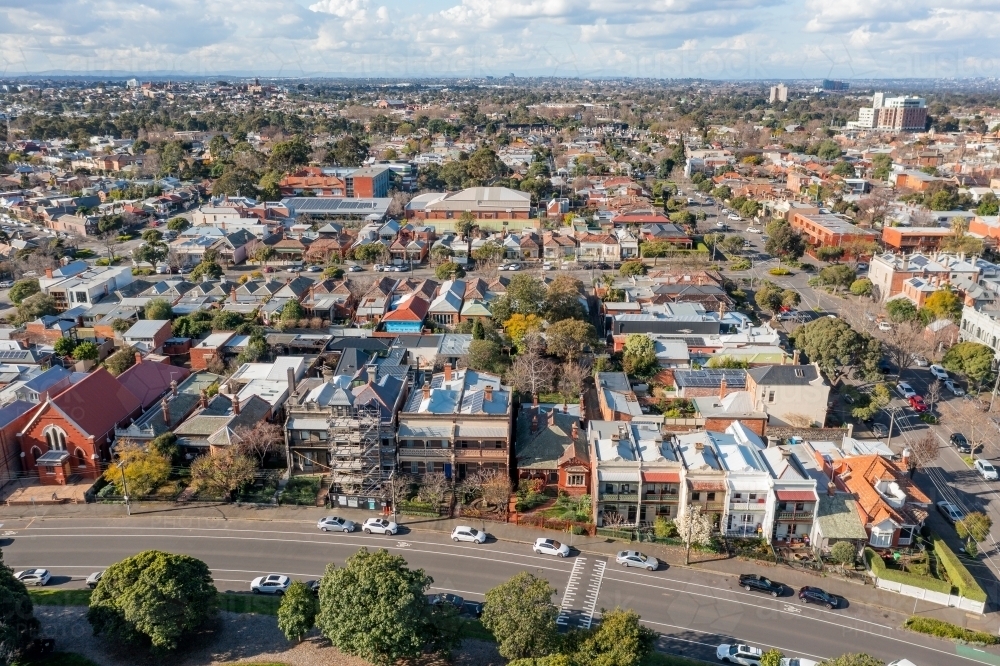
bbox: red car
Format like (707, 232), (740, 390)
(908, 395), (928, 412)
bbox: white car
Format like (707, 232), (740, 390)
(896, 382), (917, 399)
(317, 516), (355, 533)
(717, 643), (764, 665)
(975, 459), (998, 481)
(746, 227), (761, 234)
(878, 321), (893, 331)
(911, 355), (929, 367)
(780, 659), (819, 666)
(362, 517), (398, 535)
(615, 550), (659, 570)
(14, 569), (51, 586)
(373, 263), (384, 271)
(945, 380), (965, 396)
(251, 574), (291, 595)
(937, 500), (964, 525)
(86, 571), (104, 589)
(0, 281), (11, 289)
(533, 537), (570, 557)
(451, 526), (487, 543)
(348, 264), (364, 272)
(728, 213), (742, 221)
(930, 364), (949, 381)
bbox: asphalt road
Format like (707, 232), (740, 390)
(0, 516), (992, 666)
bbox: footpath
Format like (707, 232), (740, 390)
(4, 499), (997, 635)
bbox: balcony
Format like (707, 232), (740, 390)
(775, 511), (814, 521)
(455, 448), (508, 459)
(702, 502), (726, 512)
(398, 449), (452, 460)
(643, 495), (679, 504)
(599, 493), (639, 502)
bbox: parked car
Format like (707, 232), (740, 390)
(855, 262), (869, 271)
(878, 321), (893, 332)
(930, 364), (949, 381)
(373, 263), (384, 272)
(595, 262), (611, 270)
(895, 382), (917, 399)
(746, 227), (761, 234)
(428, 592), (465, 611)
(727, 213), (742, 221)
(716, 643), (764, 665)
(348, 264), (364, 272)
(317, 516), (355, 533)
(950, 432), (971, 454)
(975, 459), (999, 481)
(937, 500), (964, 524)
(780, 659), (818, 666)
(944, 380), (965, 396)
(86, 571), (104, 589)
(542, 262), (554, 270)
(262, 266), (274, 273)
(797, 586), (839, 608)
(362, 517), (398, 535)
(306, 265), (322, 272)
(911, 355), (929, 367)
(908, 395), (928, 412)
(871, 423), (889, 438)
(615, 550), (659, 570)
(738, 573), (784, 597)
(251, 574), (291, 595)
(842, 394), (856, 405)
(533, 537), (570, 557)
(14, 569), (50, 587)
(0, 281), (12, 288)
(450, 526), (487, 543)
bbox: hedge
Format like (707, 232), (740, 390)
(932, 536), (987, 603)
(864, 548), (952, 595)
(904, 617), (999, 645)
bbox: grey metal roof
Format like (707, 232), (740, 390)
(747, 364), (820, 385)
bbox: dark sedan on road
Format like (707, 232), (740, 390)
(798, 586), (839, 608)
(950, 433), (971, 454)
(739, 573), (784, 597)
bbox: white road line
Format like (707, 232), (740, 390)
(641, 619), (827, 661)
(557, 557), (587, 626)
(579, 560), (606, 629)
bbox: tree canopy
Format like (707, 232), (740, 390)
(0, 549), (40, 659)
(789, 317), (881, 381)
(764, 221), (806, 261)
(942, 341), (994, 387)
(622, 334), (658, 378)
(144, 298), (173, 321)
(482, 572), (559, 660)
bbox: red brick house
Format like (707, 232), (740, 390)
(516, 404), (591, 496)
(18, 368), (142, 484)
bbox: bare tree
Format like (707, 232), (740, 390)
(905, 433), (940, 476)
(190, 448), (257, 501)
(389, 473), (414, 507)
(909, 208), (937, 228)
(235, 421), (284, 463)
(417, 471), (449, 508)
(558, 362), (586, 400)
(882, 322), (927, 375)
(507, 334), (555, 397)
(461, 468), (512, 515)
(856, 187), (893, 227)
(926, 380), (943, 413)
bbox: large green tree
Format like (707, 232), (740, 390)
(942, 341), (994, 388)
(546, 319), (597, 361)
(0, 549), (40, 659)
(491, 274), (548, 323)
(544, 275), (587, 323)
(316, 548), (456, 666)
(789, 317), (881, 381)
(764, 220), (806, 262)
(328, 136), (369, 167)
(278, 580), (318, 642)
(817, 264), (856, 291)
(886, 298), (919, 323)
(16, 293), (57, 323)
(8, 279), (39, 305)
(87, 550), (216, 651)
(268, 135), (310, 171)
(482, 572), (559, 660)
(622, 334), (658, 378)
(144, 298), (173, 321)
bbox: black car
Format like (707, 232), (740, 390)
(798, 586), (838, 608)
(950, 433), (971, 454)
(738, 574), (784, 597)
(596, 262), (611, 270)
(428, 593), (464, 611)
(305, 580), (320, 595)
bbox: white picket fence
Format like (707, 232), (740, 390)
(874, 577), (986, 614)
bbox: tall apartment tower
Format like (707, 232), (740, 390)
(769, 84), (788, 103)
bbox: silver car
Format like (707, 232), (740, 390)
(14, 569), (50, 586)
(251, 574), (291, 595)
(86, 571), (104, 589)
(616, 550), (659, 571)
(317, 516), (355, 532)
(362, 517), (398, 535)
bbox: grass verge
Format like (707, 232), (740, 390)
(28, 589), (91, 606)
(458, 619), (494, 642)
(904, 617), (999, 645)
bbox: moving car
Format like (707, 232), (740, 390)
(950, 432), (971, 454)
(727, 213), (742, 221)
(738, 573), (784, 597)
(450, 526), (487, 543)
(716, 643), (764, 665)
(542, 262), (555, 270)
(615, 550), (659, 570)
(908, 395), (928, 413)
(533, 537), (570, 557)
(251, 574), (291, 595)
(86, 571), (104, 589)
(930, 364), (949, 381)
(937, 500), (964, 524)
(895, 382), (917, 399)
(14, 569), (50, 586)
(975, 458), (998, 481)
(797, 586), (839, 608)
(317, 516), (356, 532)
(499, 263), (522, 271)
(0, 281), (11, 288)
(745, 227), (761, 233)
(362, 517), (398, 535)
(944, 380), (965, 396)
(306, 265), (322, 272)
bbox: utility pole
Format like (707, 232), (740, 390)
(684, 484), (693, 566)
(117, 459), (130, 516)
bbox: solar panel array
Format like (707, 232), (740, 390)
(673, 369), (746, 387)
(283, 198), (391, 215)
(0, 350), (30, 361)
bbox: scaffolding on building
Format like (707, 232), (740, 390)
(328, 399), (386, 498)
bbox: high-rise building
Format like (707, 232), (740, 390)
(769, 84), (788, 103)
(822, 80), (849, 91)
(848, 93), (926, 132)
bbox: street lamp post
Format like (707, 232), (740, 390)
(117, 459), (130, 516)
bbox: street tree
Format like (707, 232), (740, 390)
(103, 439), (171, 497)
(134, 240), (167, 271)
(761, 649), (784, 666)
(851, 383), (891, 422)
(575, 607), (657, 666)
(850, 278), (873, 297)
(316, 548), (454, 666)
(925, 380), (943, 413)
(8, 279), (39, 305)
(817, 264), (856, 292)
(764, 221), (806, 264)
(905, 433), (940, 475)
(622, 333), (658, 378)
(881, 321), (926, 377)
(278, 580), (318, 642)
(87, 550), (216, 652)
(619, 260), (647, 277)
(545, 319), (597, 361)
(790, 317), (881, 382)
(481, 572), (559, 660)
(754, 281), (799, 315)
(0, 549), (40, 660)
(957, 512), (992, 542)
(943, 341), (994, 389)
(166, 217), (190, 232)
(677, 505), (713, 547)
(435, 261), (465, 280)
(190, 448), (257, 500)
(16, 292), (57, 324)
(720, 235), (746, 256)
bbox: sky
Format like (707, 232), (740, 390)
(0, 0), (998, 79)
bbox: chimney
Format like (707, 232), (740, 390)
(572, 420), (579, 440)
(160, 397), (170, 424)
(444, 362), (452, 382)
(45, 268), (53, 279)
(533, 392), (539, 407)
(579, 393), (586, 424)
(230, 286), (237, 303)
(695, 441), (704, 451)
(846, 423), (854, 440)
(792, 349), (801, 365)
(485, 384), (493, 402)
(719, 376), (727, 400)
(366, 364), (377, 384)
(233, 393), (241, 415)
(134, 352), (142, 365)
(531, 413), (538, 433)
(826, 482), (836, 497)
(548, 407), (556, 426)
(170, 380), (178, 397)
(562, 401), (568, 413)
(287, 367), (296, 394)
(199, 389), (208, 409)
(422, 381), (430, 400)
(719, 301), (726, 318)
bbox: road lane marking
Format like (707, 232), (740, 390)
(579, 559), (606, 629)
(557, 557), (587, 627)
(640, 619), (827, 661)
